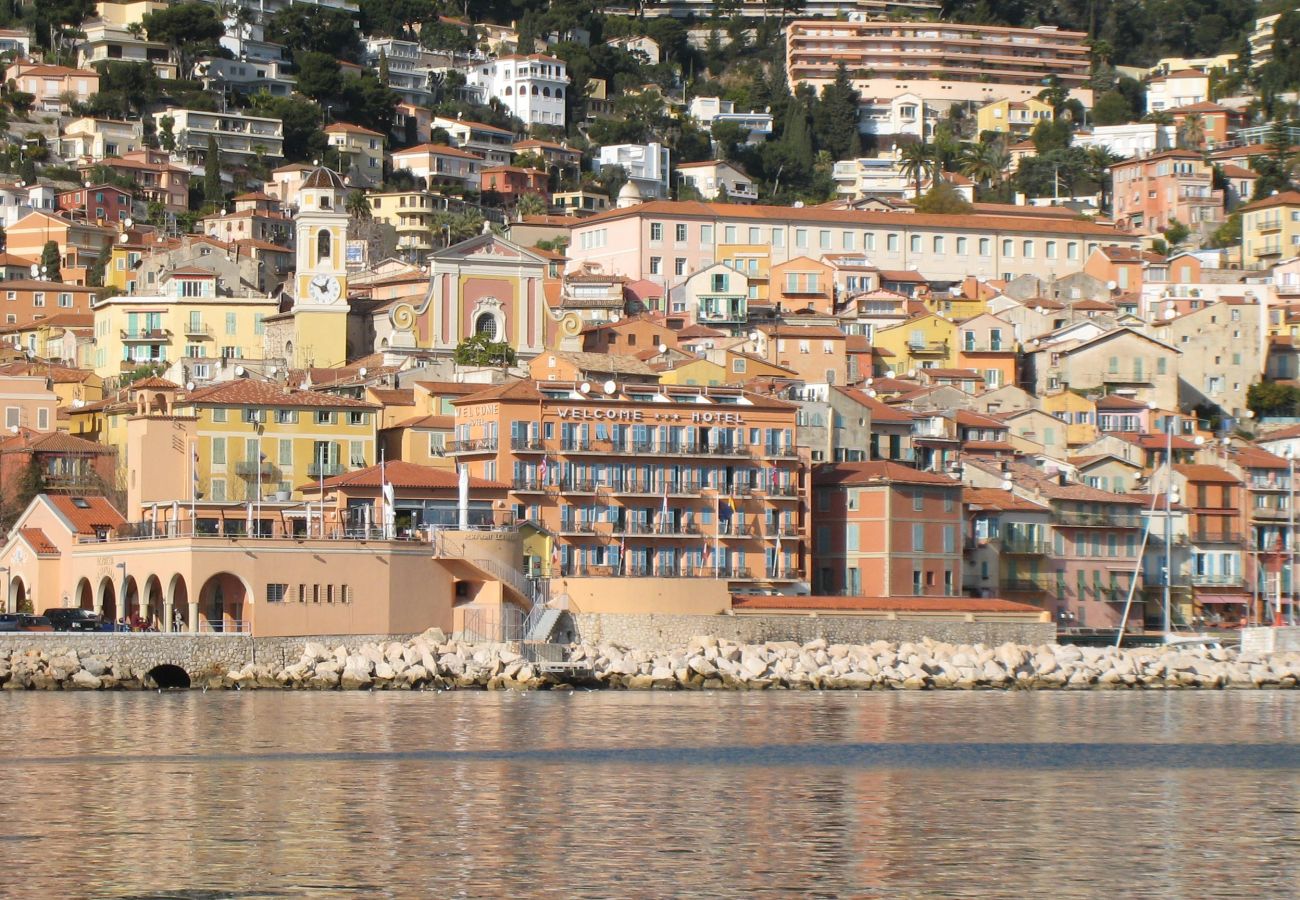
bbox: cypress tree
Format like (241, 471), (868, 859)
(782, 95), (813, 169)
(204, 134), (222, 205)
(39, 241), (61, 282)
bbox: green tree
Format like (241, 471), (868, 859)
(1178, 113), (1206, 150)
(1209, 211), (1242, 249)
(515, 192), (547, 218)
(1248, 381), (1300, 417)
(453, 331), (517, 368)
(142, 1), (224, 79)
(250, 94), (323, 163)
(812, 63), (861, 160)
(264, 5), (361, 62)
(1030, 118), (1071, 154)
(294, 52), (343, 101)
(958, 140), (1008, 189)
(1162, 218), (1190, 249)
(158, 114), (176, 152)
(781, 94), (814, 169)
(203, 134), (222, 205)
(346, 190), (371, 219)
(913, 180), (973, 214)
(39, 241), (62, 282)
(1092, 90), (1133, 126)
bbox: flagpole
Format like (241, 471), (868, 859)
(380, 449), (386, 539)
(255, 432), (261, 536)
(189, 438), (197, 532)
(714, 489), (720, 578)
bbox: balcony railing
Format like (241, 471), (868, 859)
(559, 479), (596, 493)
(307, 462), (345, 478)
(1052, 510), (1142, 528)
(447, 438), (498, 453)
(906, 340), (948, 354)
(1191, 532), (1245, 544)
(121, 329), (171, 342)
(183, 324), (212, 338)
(510, 437), (545, 452)
(763, 482), (801, 498)
(1100, 370), (1153, 383)
(234, 460), (277, 479)
(1003, 576), (1051, 592)
(511, 477), (546, 492)
(1191, 573), (1246, 587)
(1001, 537), (1049, 555)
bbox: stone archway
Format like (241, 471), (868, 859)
(143, 575), (165, 630)
(75, 578), (93, 612)
(8, 576), (27, 614)
(122, 575), (141, 626)
(167, 573), (190, 633)
(96, 576), (117, 624)
(197, 572), (251, 633)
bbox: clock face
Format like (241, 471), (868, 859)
(309, 274), (341, 303)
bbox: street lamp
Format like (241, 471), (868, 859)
(115, 562), (127, 630)
(1287, 447), (1295, 627)
(0, 567), (9, 614)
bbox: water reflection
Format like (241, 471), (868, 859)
(0, 692), (1296, 898)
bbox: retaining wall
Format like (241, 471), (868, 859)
(1241, 626), (1300, 654)
(569, 613), (1056, 650)
(0, 634), (418, 676)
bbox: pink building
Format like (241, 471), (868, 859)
(1111, 149), (1224, 236)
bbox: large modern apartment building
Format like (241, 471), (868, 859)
(786, 19), (1092, 110)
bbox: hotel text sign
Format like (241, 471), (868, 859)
(556, 407), (745, 424)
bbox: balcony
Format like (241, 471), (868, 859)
(765, 567), (802, 581)
(1003, 576), (1052, 592)
(234, 460), (277, 479)
(510, 437), (545, 452)
(183, 323), (212, 339)
(1191, 573), (1246, 587)
(717, 521), (760, 538)
(121, 329), (171, 342)
(619, 521), (702, 537)
(1052, 510), (1142, 528)
(763, 482), (801, 498)
(1191, 532), (1245, 545)
(762, 445), (800, 459)
(1001, 537), (1049, 555)
(307, 462), (345, 478)
(559, 479), (597, 494)
(511, 477), (546, 492)
(961, 342), (1008, 353)
(447, 437), (498, 454)
(558, 521), (602, 536)
(906, 340), (949, 355)
(1100, 369), (1153, 383)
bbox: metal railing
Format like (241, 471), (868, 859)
(1191, 532), (1245, 544)
(234, 460), (277, 478)
(1190, 573), (1246, 587)
(1052, 510), (1142, 528)
(447, 438), (498, 453)
(307, 462), (345, 478)
(198, 618), (251, 634)
(1000, 537), (1049, 555)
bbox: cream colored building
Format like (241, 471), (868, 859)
(153, 108), (284, 164)
(368, 191), (441, 260)
(88, 270), (278, 379)
(976, 98), (1054, 137)
(58, 118), (144, 162)
(324, 122), (385, 188)
(1240, 190), (1300, 268)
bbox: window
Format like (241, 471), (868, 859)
(749, 227), (760, 243)
(956, 237), (968, 255)
(4, 407), (17, 428)
(348, 411), (366, 426)
(674, 224), (686, 242)
(912, 524), (924, 551)
(474, 312), (497, 337)
(724, 225), (737, 243)
(887, 234), (899, 252)
(225, 312), (237, 336)
(701, 225), (713, 244)
(674, 258), (686, 276)
(37, 408), (48, 430)
(266, 584), (287, 602)
(1002, 239), (1014, 256)
(278, 438), (292, 467)
(58, 293), (72, 308)
(276, 410), (297, 425)
(795, 229), (808, 249)
(315, 410), (336, 425)
(1046, 241), (1057, 259)
(317, 228), (331, 260)
(771, 228), (784, 248)
(909, 235), (921, 252)
(913, 488), (923, 511)
(212, 437), (226, 465)
(979, 238), (991, 256)
(650, 257), (661, 275)
(212, 408), (227, 423)
(650, 223), (663, 242)
(1022, 240), (1034, 258)
(933, 236), (944, 254)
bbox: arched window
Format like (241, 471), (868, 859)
(531, 85), (539, 95)
(504, 86), (512, 96)
(317, 228), (331, 260)
(475, 313), (498, 339)
(542, 87), (551, 97)
(556, 88), (563, 99)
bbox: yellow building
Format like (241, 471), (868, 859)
(88, 270), (279, 379)
(324, 123), (384, 188)
(73, 377), (379, 518)
(1040, 390), (1098, 447)
(1240, 189), (1300, 268)
(871, 313), (957, 374)
(657, 357), (727, 386)
(976, 98), (1054, 137)
(715, 238), (771, 300)
(368, 190), (440, 260)
(931, 291), (989, 320)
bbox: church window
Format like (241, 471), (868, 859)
(475, 313), (498, 339)
(317, 229), (331, 260)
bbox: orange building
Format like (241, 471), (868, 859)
(0, 280), (97, 328)
(449, 379), (807, 588)
(769, 256), (835, 315)
(811, 461), (964, 597)
(581, 313), (679, 355)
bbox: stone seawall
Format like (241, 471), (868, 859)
(3, 630), (1298, 691)
(570, 613), (1056, 650)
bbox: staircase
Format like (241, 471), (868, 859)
(526, 606), (563, 642)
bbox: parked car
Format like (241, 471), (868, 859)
(0, 614), (18, 632)
(16, 615), (53, 632)
(43, 608), (103, 632)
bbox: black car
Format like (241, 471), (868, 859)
(0, 613), (18, 633)
(43, 608), (103, 632)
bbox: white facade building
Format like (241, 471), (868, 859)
(859, 93), (934, 142)
(152, 109), (284, 164)
(1146, 70), (1209, 112)
(595, 142), (671, 199)
(1073, 123), (1177, 159)
(688, 97), (774, 140)
(464, 54), (569, 128)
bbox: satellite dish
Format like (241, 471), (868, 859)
(124, 218), (133, 229)
(359, 367), (367, 377)
(270, 367), (278, 375)
(1194, 436), (1205, 446)
(748, 331), (759, 341)
(603, 379), (616, 394)
(885, 370), (896, 378)
(866, 388), (877, 397)
(907, 369), (917, 378)
(72, 398), (83, 408)
(83, 181), (91, 188)
(1162, 308), (1176, 319)
(29, 263), (39, 277)
(1106, 280), (1117, 291)
(579, 381), (591, 393)
(186, 381), (195, 391)
(657, 343), (667, 354)
(118, 232), (129, 243)
(8, 425), (16, 433)
(1000, 479), (1013, 491)
(235, 365), (246, 377)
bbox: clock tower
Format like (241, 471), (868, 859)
(290, 166), (350, 368)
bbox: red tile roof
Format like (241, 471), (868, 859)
(18, 527), (59, 557)
(46, 495), (126, 535)
(813, 461), (960, 487)
(0, 429), (112, 455)
(185, 381), (378, 409)
(305, 460), (506, 492)
(962, 487), (1047, 512)
(1173, 464), (1242, 484)
(833, 387), (914, 423)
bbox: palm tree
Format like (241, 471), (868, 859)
(1085, 146), (1122, 212)
(1144, 109), (1174, 127)
(958, 140), (1009, 189)
(898, 142), (935, 198)
(1178, 113), (1206, 150)
(515, 192), (548, 219)
(346, 190), (371, 220)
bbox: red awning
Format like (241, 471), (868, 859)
(1196, 594), (1250, 605)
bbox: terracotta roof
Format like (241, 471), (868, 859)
(1233, 446), (1287, 469)
(962, 487), (1047, 512)
(130, 375), (180, 390)
(305, 459), (505, 492)
(46, 494), (125, 535)
(0, 429), (112, 455)
(0, 361), (96, 383)
(731, 595), (1043, 614)
(756, 324), (847, 340)
(368, 388), (415, 406)
(833, 387), (915, 424)
(0, 252), (37, 267)
(1173, 464), (1241, 484)
(813, 461), (959, 487)
(548, 350), (660, 376)
(962, 440), (1019, 453)
(676, 324), (727, 339)
(1241, 190), (1300, 213)
(926, 369), (986, 381)
(954, 410), (1006, 428)
(386, 413), (454, 430)
(1220, 164), (1257, 179)
(392, 143), (484, 161)
(1095, 394), (1148, 410)
(324, 122), (383, 137)
(968, 459), (1144, 504)
(18, 528), (59, 557)
(412, 380), (491, 396)
(184, 381), (378, 409)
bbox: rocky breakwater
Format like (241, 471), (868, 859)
(3, 634), (1300, 691)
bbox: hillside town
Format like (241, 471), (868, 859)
(0, 0), (1299, 642)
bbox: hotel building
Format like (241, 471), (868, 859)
(786, 20), (1091, 109)
(449, 378), (808, 588)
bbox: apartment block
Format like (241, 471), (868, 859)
(152, 109), (284, 164)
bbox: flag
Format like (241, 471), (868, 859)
(618, 532), (626, 575)
(702, 540), (711, 570)
(719, 496), (735, 522)
(661, 476), (670, 532)
(775, 531), (783, 577)
(192, 444), (199, 484)
(551, 541), (560, 575)
(770, 466), (779, 491)
(537, 455), (548, 485)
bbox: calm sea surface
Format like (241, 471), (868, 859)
(0, 690), (1297, 899)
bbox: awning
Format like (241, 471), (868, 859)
(1196, 594), (1250, 605)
